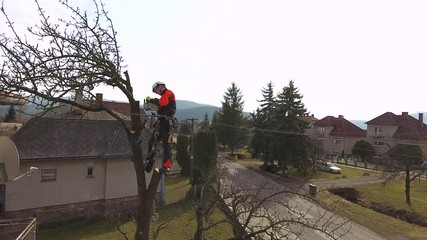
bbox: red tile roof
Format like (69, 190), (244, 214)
(314, 116), (366, 137)
(367, 112), (427, 140)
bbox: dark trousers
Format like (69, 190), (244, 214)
(158, 118), (172, 164)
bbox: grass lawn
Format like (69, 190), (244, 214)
(37, 175), (234, 240)
(317, 181), (427, 240)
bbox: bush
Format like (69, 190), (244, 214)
(176, 134), (191, 176)
(260, 163), (280, 174)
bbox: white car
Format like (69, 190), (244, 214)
(317, 162), (342, 174)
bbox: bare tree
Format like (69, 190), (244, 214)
(383, 143), (426, 205)
(188, 166), (352, 240)
(0, 1), (160, 239)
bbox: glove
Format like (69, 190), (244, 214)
(145, 96), (151, 103)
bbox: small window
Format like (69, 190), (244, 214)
(333, 138), (341, 144)
(41, 169), (57, 182)
(318, 126), (325, 132)
(374, 126), (384, 136)
(374, 141), (384, 146)
(87, 167), (94, 178)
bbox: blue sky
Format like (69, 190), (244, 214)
(2, 0), (427, 120)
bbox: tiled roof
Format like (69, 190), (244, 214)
(367, 112), (427, 140)
(365, 112), (400, 125)
(101, 101), (132, 117)
(11, 118), (150, 161)
(41, 103), (132, 121)
(314, 116), (366, 137)
(299, 114), (318, 124)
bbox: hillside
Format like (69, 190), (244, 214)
(175, 105), (220, 121)
(2, 100), (425, 126)
(176, 100), (216, 110)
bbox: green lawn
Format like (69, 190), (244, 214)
(37, 175), (234, 240)
(317, 179), (427, 240)
(357, 179), (427, 216)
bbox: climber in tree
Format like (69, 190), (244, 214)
(145, 81), (176, 173)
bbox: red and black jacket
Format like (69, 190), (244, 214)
(150, 88), (176, 117)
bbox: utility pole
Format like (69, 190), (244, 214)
(186, 118), (198, 184)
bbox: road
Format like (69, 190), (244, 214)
(219, 157), (388, 240)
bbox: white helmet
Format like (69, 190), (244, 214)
(152, 81), (165, 92)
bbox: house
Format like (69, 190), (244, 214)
(300, 114), (319, 140)
(313, 115), (366, 158)
(1, 94), (156, 225)
(366, 112), (427, 157)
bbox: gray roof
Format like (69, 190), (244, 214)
(11, 118), (150, 161)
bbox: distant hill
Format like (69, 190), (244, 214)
(350, 120), (367, 130)
(176, 100), (216, 110)
(174, 100), (251, 121)
(175, 105), (219, 121)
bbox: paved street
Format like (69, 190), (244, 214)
(219, 157), (388, 240)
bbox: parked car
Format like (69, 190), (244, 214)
(317, 162), (342, 174)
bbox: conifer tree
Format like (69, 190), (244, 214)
(273, 80), (312, 174)
(212, 82), (248, 154)
(192, 126), (218, 185)
(249, 82), (276, 165)
(176, 134), (191, 176)
(4, 105), (16, 122)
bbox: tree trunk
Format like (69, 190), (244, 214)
(405, 168), (411, 205)
(129, 100), (162, 240)
(134, 167), (162, 240)
(193, 206), (204, 240)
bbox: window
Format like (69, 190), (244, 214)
(41, 169), (57, 182)
(318, 126), (325, 132)
(87, 167), (94, 178)
(333, 138), (341, 144)
(374, 141), (384, 146)
(374, 126), (384, 136)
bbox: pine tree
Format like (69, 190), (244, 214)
(179, 120), (192, 135)
(4, 105), (16, 122)
(249, 82), (276, 166)
(273, 80), (312, 175)
(212, 82), (248, 154)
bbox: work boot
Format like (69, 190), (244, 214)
(160, 159), (172, 173)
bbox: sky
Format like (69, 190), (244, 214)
(2, 0), (427, 120)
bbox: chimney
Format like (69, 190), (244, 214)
(73, 108), (83, 116)
(419, 113), (424, 127)
(75, 89), (83, 104)
(95, 93), (103, 105)
(402, 112), (409, 120)
(338, 115), (344, 119)
(73, 89), (84, 116)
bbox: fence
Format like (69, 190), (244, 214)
(0, 218), (36, 240)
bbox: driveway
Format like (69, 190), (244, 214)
(219, 157), (388, 240)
